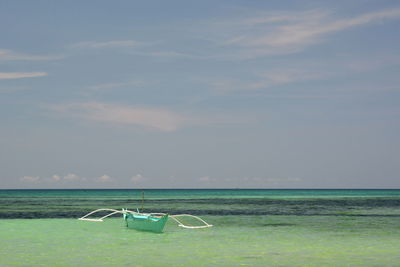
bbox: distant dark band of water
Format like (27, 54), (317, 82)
(1, 189), (400, 219)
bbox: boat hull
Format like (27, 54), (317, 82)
(124, 213), (168, 233)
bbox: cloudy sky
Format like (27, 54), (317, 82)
(1, 0), (399, 189)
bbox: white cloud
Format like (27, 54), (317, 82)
(131, 174), (144, 183)
(52, 175), (61, 181)
(198, 176), (210, 182)
(48, 102), (186, 132)
(63, 173), (80, 181)
(72, 40), (142, 49)
(221, 8), (400, 58)
(20, 176), (40, 182)
(97, 174), (112, 182)
(0, 49), (63, 61)
(0, 72), (48, 79)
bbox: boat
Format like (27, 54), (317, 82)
(123, 212), (168, 233)
(78, 208), (212, 233)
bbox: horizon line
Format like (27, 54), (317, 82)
(1, 188), (400, 190)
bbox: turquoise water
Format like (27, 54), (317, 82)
(1, 189), (400, 266)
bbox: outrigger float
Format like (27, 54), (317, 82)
(78, 208), (213, 233)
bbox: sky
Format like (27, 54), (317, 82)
(0, 0), (399, 189)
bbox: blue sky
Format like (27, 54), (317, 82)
(1, 0), (399, 189)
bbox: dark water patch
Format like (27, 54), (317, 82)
(2, 195), (400, 218)
(181, 198), (400, 207)
(3, 197), (400, 206)
(0, 211), (123, 219)
(262, 223), (296, 227)
(2, 210), (400, 219)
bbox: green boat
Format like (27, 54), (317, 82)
(79, 208), (212, 233)
(123, 212), (168, 233)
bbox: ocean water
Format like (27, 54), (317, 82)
(1, 189), (400, 266)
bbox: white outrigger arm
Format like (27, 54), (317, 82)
(78, 208), (213, 229)
(78, 208), (123, 222)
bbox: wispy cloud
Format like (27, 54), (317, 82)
(0, 49), (63, 61)
(128, 50), (196, 59)
(46, 102), (252, 131)
(145, 51), (193, 58)
(0, 72), (48, 79)
(48, 102), (186, 132)
(71, 40), (196, 59)
(220, 8), (400, 58)
(213, 69), (326, 92)
(72, 40), (142, 49)
(87, 80), (147, 91)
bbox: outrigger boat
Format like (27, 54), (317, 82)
(78, 208), (212, 233)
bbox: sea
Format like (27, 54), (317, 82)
(1, 189), (400, 266)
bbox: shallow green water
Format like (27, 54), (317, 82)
(1, 216), (400, 266)
(1, 189), (400, 266)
